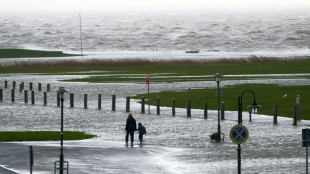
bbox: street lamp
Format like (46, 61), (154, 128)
(214, 72), (223, 142)
(56, 87), (68, 174)
(237, 89), (261, 174)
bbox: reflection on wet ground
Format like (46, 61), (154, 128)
(0, 74), (310, 173)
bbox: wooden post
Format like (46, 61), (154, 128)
(112, 95), (116, 111)
(47, 84), (50, 92)
(156, 97), (160, 115)
(172, 98), (176, 116)
(187, 99), (191, 117)
(0, 89), (2, 102)
(57, 93), (60, 107)
(24, 90), (28, 103)
(221, 102), (225, 120)
(4, 81), (7, 88)
(44, 92), (47, 106)
(204, 101), (208, 119)
(126, 96), (130, 112)
(273, 104), (278, 124)
(141, 97), (145, 114)
(29, 82), (33, 91)
(31, 91), (35, 105)
(11, 89), (15, 102)
(19, 84), (23, 93)
(84, 94), (88, 109)
(293, 105), (297, 126)
(13, 81), (16, 89)
(70, 93), (74, 108)
(98, 94), (101, 110)
(38, 83), (42, 91)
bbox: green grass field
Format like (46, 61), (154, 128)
(0, 131), (95, 141)
(133, 84), (310, 119)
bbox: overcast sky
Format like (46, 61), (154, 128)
(1, 0), (310, 14)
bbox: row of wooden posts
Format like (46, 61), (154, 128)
(0, 81), (300, 125)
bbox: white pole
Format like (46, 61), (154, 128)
(79, 14), (83, 58)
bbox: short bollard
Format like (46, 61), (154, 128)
(44, 92), (47, 106)
(221, 102), (225, 120)
(31, 91), (35, 105)
(172, 98), (176, 116)
(4, 81), (7, 88)
(38, 83), (42, 91)
(47, 84), (50, 92)
(98, 94), (102, 110)
(70, 93), (74, 108)
(21, 82), (24, 90)
(24, 90), (28, 104)
(11, 89), (15, 102)
(84, 94), (88, 109)
(0, 89), (3, 102)
(126, 96), (130, 112)
(156, 97), (160, 115)
(204, 101), (208, 119)
(12, 81), (16, 89)
(273, 104), (278, 124)
(29, 82), (33, 91)
(141, 97), (145, 114)
(19, 84), (23, 93)
(293, 105), (297, 126)
(186, 99), (191, 117)
(112, 95), (116, 111)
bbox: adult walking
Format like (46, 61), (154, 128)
(125, 113), (136, 144)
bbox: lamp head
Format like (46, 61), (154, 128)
(56, 87), (68, 100)
(214, 73), (223, 82)
(247, 100), (262, 113)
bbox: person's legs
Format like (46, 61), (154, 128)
(139, 134), (143, 142)
(130, 131), (134, 143)
(125, 131), (130, 143)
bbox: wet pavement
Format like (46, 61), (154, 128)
(0, 74), (310, 173)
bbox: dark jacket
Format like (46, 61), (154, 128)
(138, 123), (146, 135)
(125, 116), (136, 132)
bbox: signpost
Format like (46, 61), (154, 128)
(230, 125), (249, 174)
(302, 128), (310, 174)
(146, 76), (150, 114)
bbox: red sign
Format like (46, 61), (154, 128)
(146, 76), (150, 85)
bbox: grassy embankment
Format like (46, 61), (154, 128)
(0, 131), (95, 141)
(0, 48), (79, 58)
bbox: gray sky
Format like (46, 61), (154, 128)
(1, 0), (310, 14)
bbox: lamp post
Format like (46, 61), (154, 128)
(56, 87), (68, 174)
(237, 89), (261, 174)
(214, 73), (223, 142)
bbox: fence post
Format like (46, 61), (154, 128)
(0, 89), (2, 102)
(70, 93), (74, 108)
(293, 105), (297, 126)
(11, 89), (15, 102)
(31, 91), (35, 105)
(141, 97), (145, 114)
(24, 90), (28, 104)
(98, 94), (101, 110)
(38, 83), (42, 91)
(47, 84), (50, 92)
(156, 97), (160, 115)
(13, 81), (16, 89)
(29, 82), (33, 91)
(126, 96), (130, 112)
(221, 102), (225, 120)
(187, 99), (191, 117)
(204, 101), (208, 119)
(112, 95), (116, 111)
(273, 104), (278, 124)
(172, 98), (176, 116)
(44, 92), (47, 106)
(84, 94), (88, 109)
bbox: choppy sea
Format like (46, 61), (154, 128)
(1, 8), (310, 59)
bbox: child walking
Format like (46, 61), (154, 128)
(137, 122), (146, 143)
